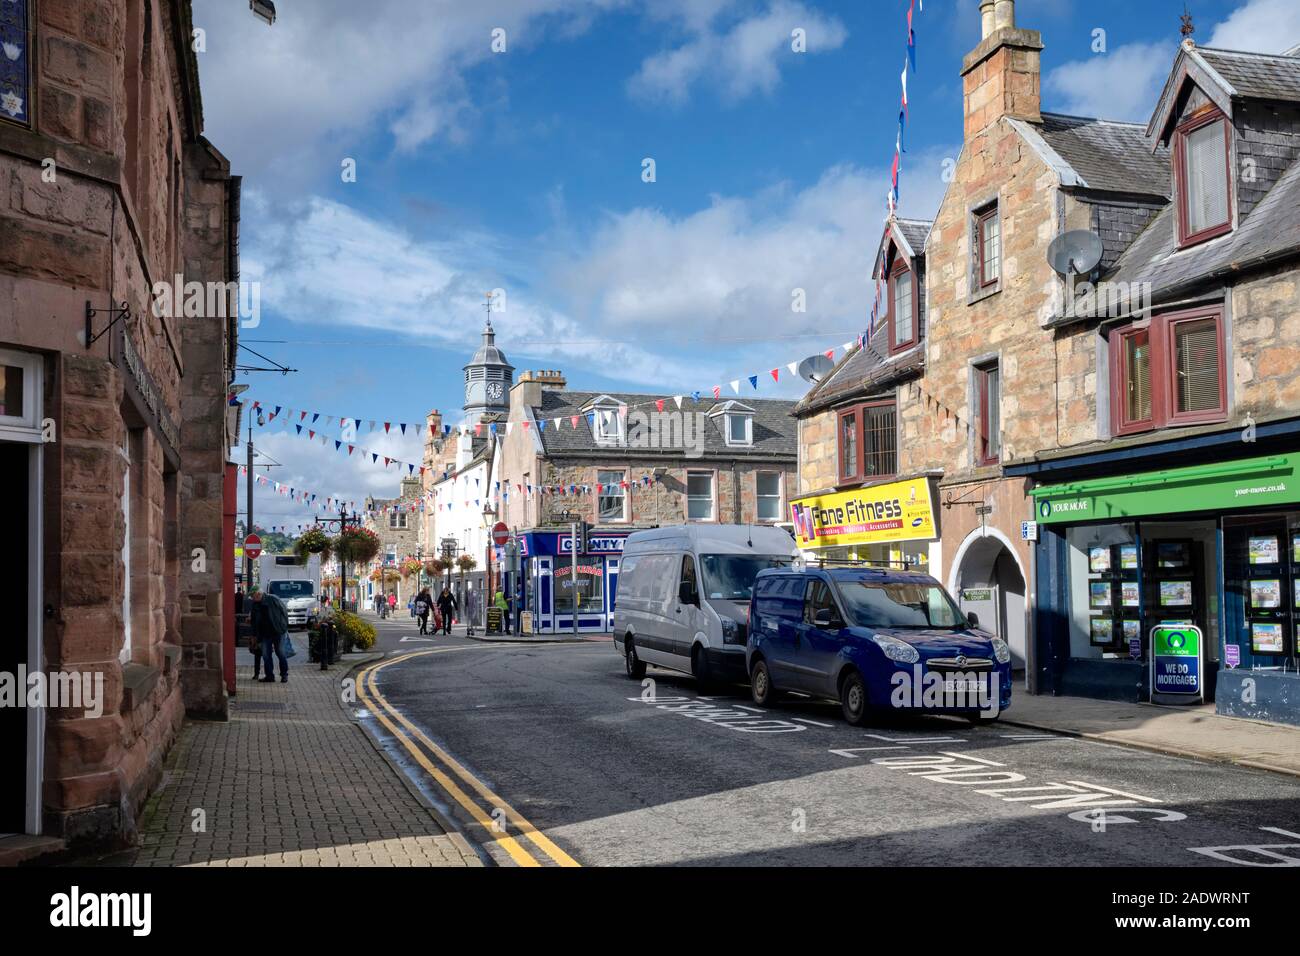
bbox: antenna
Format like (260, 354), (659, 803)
(797, 354), (835, 384)
(1047, 230), (1104, 277)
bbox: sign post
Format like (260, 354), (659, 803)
(1150, 624), (1204, 704)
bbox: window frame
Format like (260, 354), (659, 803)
(592, 405), (623, 445)
(596, 469), (628, 523)
(974, 361), (1001, 466)
(1174, 107), (1233, 248)
(1109, 305), (1227, 436)
(975, 204), (1001, 289)
(836, 399), (898, 486)
(887, 257), (918, 355)
(725, 412), (753, 447)
(755, 471), (782, 522)
(685, 469), (716, 522)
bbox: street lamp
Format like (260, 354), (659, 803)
(482, 502), (497, 626)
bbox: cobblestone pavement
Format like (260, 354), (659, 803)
(98, 651), (483, 867)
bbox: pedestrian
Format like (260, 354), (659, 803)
(494, 588), (509, 633)
(437, 586), (458, 636)
(387, 591), (397, 618)
(415, 588), (432, 635)
(249, 586), (290, 683)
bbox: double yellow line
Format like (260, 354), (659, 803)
(356, 648), (580, 867)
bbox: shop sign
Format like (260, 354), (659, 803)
(789, 477), (936, 550)
(1151, 625), (1203, 699)
(560, 534), (626, 555)
(1020, 520), (1038, 541)
(1031, 453), (1300, 526)
(1224, 644), (1240, 669)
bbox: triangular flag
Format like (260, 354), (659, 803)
(673, 396), (683, 409)
(729, 380), (740, 394)
(748, 375), (758, 390)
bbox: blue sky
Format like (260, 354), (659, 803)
(191, 0), (1297, 529)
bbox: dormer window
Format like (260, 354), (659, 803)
(585, 396), (624, 445)
(1175, 108), (1232, 247)
(888, 259), (917, 354)
(725, 412), (752, 446)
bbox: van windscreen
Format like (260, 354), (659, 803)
(699, 554), (792, 601)
(838, 581), (964, 629)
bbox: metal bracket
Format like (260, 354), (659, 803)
(85, 300), (131, 349)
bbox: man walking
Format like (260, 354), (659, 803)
(436, 587), (458, 636)
(415, 588), (432, 635)
(249, 586), (290, 683)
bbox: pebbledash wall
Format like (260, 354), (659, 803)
(0, 0), (238, 845)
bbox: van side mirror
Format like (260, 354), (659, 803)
(813, 608), (839, 629)
(679, 581), (698, 606)
(967, 611), (980, 627)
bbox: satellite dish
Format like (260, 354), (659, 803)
(797, 354), (835, 384)
(1047, 230), (1104, 277)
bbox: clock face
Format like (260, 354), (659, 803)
(487, 382), (504, 401)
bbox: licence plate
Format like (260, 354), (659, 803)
(943, 679), (983, 693)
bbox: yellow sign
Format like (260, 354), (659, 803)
(789, 477), (937, 550)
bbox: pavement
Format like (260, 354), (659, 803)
(78, 641), (482, 868)
(1001, 692), (1300, 778)
(362, 639), (1300, 866)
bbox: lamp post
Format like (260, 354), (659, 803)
(482, 502), (496, 629)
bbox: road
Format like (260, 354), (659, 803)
(352, 614), (1300, 867)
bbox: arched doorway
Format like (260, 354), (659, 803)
(951, 530), (1028, 671)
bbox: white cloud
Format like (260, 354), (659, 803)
(1044, 41), (1173, 123)
(1207, 0), (1300, 53)
(629, 0), (848, 103)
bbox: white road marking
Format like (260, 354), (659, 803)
(792, 717), (835, 728)
(1000, 734), (1059, 739)
(864, 733), (964, 743)
(1188, 827), (1300, 866)
(830, 746), (907, 757)
(1064, 780), (1161, 803)
(733, 705), (766, 713)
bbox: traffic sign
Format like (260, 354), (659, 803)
(492, 522), (510, 547)
(244, 533), (263, 560)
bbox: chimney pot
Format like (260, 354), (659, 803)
(980, 0), (995, 38)
(994, 0), (1015, 32)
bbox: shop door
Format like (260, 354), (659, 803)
(1143, 536), (1211, 701)
(1, 442), (30, 833)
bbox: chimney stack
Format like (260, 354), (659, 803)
(963, 0), (1041, 142)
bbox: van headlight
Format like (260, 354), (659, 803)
(871, 634), (919, 664)
(991, 638), (1012, 664)
(721, 617), (745, 645)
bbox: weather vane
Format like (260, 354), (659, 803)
(1180, 5), (1195, 39)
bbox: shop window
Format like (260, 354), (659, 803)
(554, 563), (603, 616)
(756, 472), (782, 521)
(1110, 306), (1226, 436)
(1223, 516), (1299, 664)
(597, 470), (626, 522)
(837, 400), (897, 485)
(686, 471), (715, 521)
(974, 203), (1001, 288)
(975, 361), (1000, 466)
(888, 261), (916, 353)
(1175, 109), (1232, 247)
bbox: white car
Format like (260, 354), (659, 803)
(613, 525), (798, 684)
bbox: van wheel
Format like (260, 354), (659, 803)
(691, 645), (713, 689)
(624, 640), (646, 679)
(750, 659), (778, 707)
(839, 669), (869, 726)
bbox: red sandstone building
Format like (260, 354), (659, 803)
(0, 0), (239, 851)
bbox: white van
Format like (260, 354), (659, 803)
(613, 525), (798, 684)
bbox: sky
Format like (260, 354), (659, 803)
(193, 0), (1300, 532)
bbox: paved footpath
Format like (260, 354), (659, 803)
(87, 650), (482, 867)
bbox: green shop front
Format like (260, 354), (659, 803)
(1022, 449), (1300, 726)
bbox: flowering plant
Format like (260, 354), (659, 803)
(334, 525), (380, 563)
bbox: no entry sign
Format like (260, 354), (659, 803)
(244, 533), (263, 560)
(492, 522), (510, 547)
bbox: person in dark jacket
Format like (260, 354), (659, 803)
(436, 587), (457, 635)
(249, 587), (290, 683)
(415, 588), (433, 635)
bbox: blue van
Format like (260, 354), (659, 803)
(746, 566), (1013, 725)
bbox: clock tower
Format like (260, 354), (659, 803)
(462, 317), (514, 421)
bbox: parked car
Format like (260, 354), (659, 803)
(613, 525), (799, 684)
(747, 565), (1013, 725)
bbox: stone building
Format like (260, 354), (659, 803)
(794, 0), (1300, 725)
(491, 368), (797, 634)
(0, 0), (239, 851)
(362, 477), (424, 607)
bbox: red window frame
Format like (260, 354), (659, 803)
(975, 205), (1000, 289)
(1174, 107), (1233, 248)
(836, 399), (897, 486)
(975, 363), (1000, 466)
(887, 258), (918, 355)
(1109, 305), (1227, 436)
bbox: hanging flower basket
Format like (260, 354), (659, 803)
(294, 527), (333, 564)
(334, 525), (380, 564)
(424, 557), (450, 578)
(401, 557), (423, 578)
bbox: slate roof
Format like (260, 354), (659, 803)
(1032, 113), (1171, 197)
(528, 390), (797, 458)
(793, 321), (923, 416)
(1197, 47), (1300, 103)
(1106, 151), (1300, 300)
(896, 218), (932, 256)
